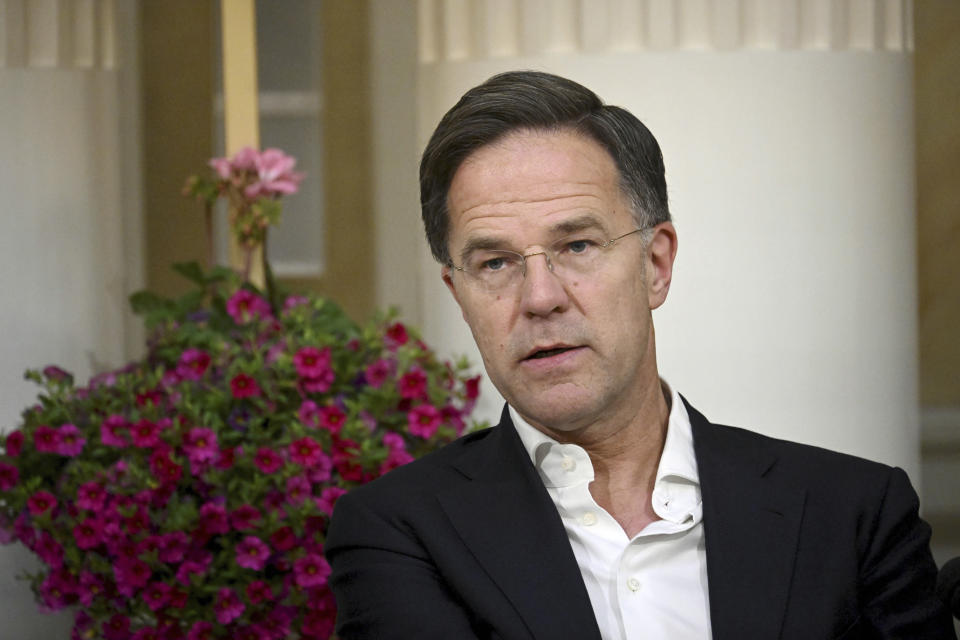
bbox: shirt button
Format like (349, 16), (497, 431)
(560, 456), (575, 471)
(581, 512), (597, 526)
(627, 578), (641, 592)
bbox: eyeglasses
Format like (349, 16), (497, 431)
(450, 227), (646, 293)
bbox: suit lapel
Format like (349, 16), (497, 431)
(687, 400), (806, 640)
(436, 408), (602, 640)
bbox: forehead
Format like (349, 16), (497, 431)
(446, 129), (629, 243)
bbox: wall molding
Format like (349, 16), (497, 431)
(417, 0), (914, 64)
(1, 0), (119, 69)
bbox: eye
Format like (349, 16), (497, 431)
(565, 239), (598, 255)
(481, 257), (507, 272)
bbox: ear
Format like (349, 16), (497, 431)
(646, 222), (678, 310)
(441, 265), (469, 322)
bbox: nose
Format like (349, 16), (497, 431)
(519, 251), (569, 317)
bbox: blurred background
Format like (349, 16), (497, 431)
(1, 0), (958, 635)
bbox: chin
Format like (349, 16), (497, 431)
(507, 387), (601, 433)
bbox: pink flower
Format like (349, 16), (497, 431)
(34, 532), (64, 568)
(113, 557), (151, 595)
(55, 423), (85, 456)
(253, 447), (284, 474)
(298, 400), (321, 428)
(381, 447), (415, 474)
(198, 502), (229, 537)
(103, 614), (131, 640)
(283, 295), (309, 311)
(141, 581), (172, 612)
(131, 627), (159, 640)
(184, 427), (218, 466)
(215, 587), (245, 624)
(39, 568), (75, 610)
(383, 432), (406, 452)
(307, 450), (333, 483)
(364, 358), (392, 388)
(398, 368), (428, 400)
(408, 404), (442, 438)
(293, 346), (332, 379)
(176, 348), (211, 381)
(293, 553), (331, 588)
(100, 414), (129, 447)
(289, 437), (323, 467)
(228, 504), (260, 532)
(270, 525), (297, 552)
(73, 517), (102, 550)
(4, 430), (23, 457)
(230, 373), (261, 399)
(176, 550), (212, 584)
(187, 620), (215, 640)
(386, 322), (409, 349)
(246, 579), (273, 604)
(27, 490), (57, 515)
(0, 463), (18, 490)
(158, 531), (189, 563)
(465, 375), (481, 400)
(78, 571), (105, 607)
(226, 289), (272, 324)
(149, 449), (182, 485)
(235, 535), (270, 570)
(130, 419), (161, 448)
(286, 475), (311, 505)
(318, 405), (346, 434)
(316, 486), (347, 516)
(76, 481), (106, 511)
(301, 368), (334, 393)
(245, 147), (304, 199)
(33, 424), (60, 453)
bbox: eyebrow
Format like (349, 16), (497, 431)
(457, 214), (609, 264)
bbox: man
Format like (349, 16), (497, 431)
(325, 71), (954, 639)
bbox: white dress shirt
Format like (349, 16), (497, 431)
(511, 383), (712, 640)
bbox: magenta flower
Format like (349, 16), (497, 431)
(131, 627), (160, 640)
(176, 348), (211, 381)
(293, 553), (331, 588)
(364, 358), (392, 388)
(113, 557), (151, 595)
(307, 450), (333, 483)
(316, 486), (347, 517)
(33, 424), (60, 453)
(100, 414), (129, 447)
(0, 463), (18, 490)
(286, 475), (311, 505)
(398, 368), (428, 400)
(55, 423), (85, 456)
(301, 367), (334, 393)
(78, 571), (105, 607)
(318, 405), (346, 434)
(157, 531), (189, 563)
(39, 568), (75, 610)
(235, 535), (270, 570)
(73, 517), (102, 550)
(27, 490), (57, 516)
(298, 399), (321, 428)
(245, 147), (305, 199)
(187, 620), (215, 640)
(76, 481), (106, 511)
(184, 427), (218, 466)
(381, 448), (415, 474)
(149, 449), (182, 486)
(283, 294), (309, 311)
(230, 373), (261, 399)
(386, 322), (409, 348)
(141, 581), (172, 612)
(408, 404), (442, 438)
(230, 504), (261, 531)
(34, 532), (64, 568)
(289, 437), (323, 467)
(215, 587), (245, 624)
(246, 579), (273, 604)
(383, 432), (406, 452)
(465, 374), (481, 400)
(102, 614), (131, 640)
(4, 430), (23, 457)
(270, 525), (297, 552)
(226, 289), (272, 324)
(293, 346), (332, 379)
(253, 447), (284, 474)
(198, 502), (229, 537)
(130, 419), (161, 448)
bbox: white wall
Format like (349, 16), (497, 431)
(0, 2), (142, 636)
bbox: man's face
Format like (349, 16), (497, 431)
(442, 129), (676, 434)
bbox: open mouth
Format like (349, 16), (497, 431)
(524, 346), (577, 361)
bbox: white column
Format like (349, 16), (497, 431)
(0, 1), (142, 636)
(409, 0), (920, 479)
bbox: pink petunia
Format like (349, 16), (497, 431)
(33, 425), (60, 453)
(270, 525), (297, 552)
(398, 368), (428, 400)
(0, 463), (18, 490)
(293, 346), (332, 379)
(319, 405), (347, 434)
(408, 404), (442, 438)
(102, 614), (131, 640)
(381, 447), (415, 474)
(301, 368), (335, 394)
(141, 581), (172, 612)
(76, 481), (106, 511)
(285, 475), (311, 505)
(230, 504), (261, 531)
(73, 517), (102, 550)
(298, 399), (321, 428)
(253, 447), (284, 474)
(55, 423), (85, 456)
(306, 450), (333, 483)
(187, 620), (215, 640)
(244, 147), (305, 199)
(226, 289), (272, 324)
(293, 553), (331, 588)
(78, 571), (105, 607)
(4, 430), (23, 457)
(183, 427), (218, 466)
(288, 437), (324, 467)
(246, 579), (273, 605)
(100, 414), (129, 447)
(215, 587), (245, 624)
(39, 568), (76, 610)
(27, 490), (57, 516)
(230, 373), (261, 399)
(113, 556), (151, 595)
(316, 486), (347, 517)
(176, 348), (211, 381)
(149, 449), (182, 486)
(198, 502), (229, 537)
(157, 531), (189, 563)
(34, 532), (64, 568)
(130, 419), (161, 448)
(235, 535), (271, 570)
(364, 358), (392, 388)
(385, 322), (409, 349)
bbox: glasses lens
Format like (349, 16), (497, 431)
(465, 251), (524, 290)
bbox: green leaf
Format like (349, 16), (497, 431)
(172, 261), (207, 286)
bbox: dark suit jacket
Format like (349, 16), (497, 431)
(325, 399), (955, 639)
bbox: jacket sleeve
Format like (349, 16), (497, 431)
(324, 490), (484, 640)
(859, 466), (956, 638)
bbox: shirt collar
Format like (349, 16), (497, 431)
(510, 380), (701, 523)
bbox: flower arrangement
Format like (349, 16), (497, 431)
(0, 148), (481, 639)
